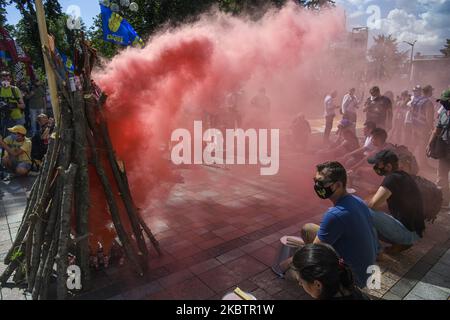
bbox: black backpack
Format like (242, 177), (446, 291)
(391, 144), (419, 175)
(411, 175), (442, 223)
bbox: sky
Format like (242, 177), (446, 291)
(5, 0), (450, 55)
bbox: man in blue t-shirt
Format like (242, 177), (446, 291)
(300, 161), (378, 287)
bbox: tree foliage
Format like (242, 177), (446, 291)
(0, 0), (10, 28)
(5, 0), (335, 67)
(368, 34), (408, 80)
(441, 39), (450, 57)
(88, 0), (334, 57)
(8, 0), (86, 74)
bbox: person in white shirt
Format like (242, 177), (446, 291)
(341, 88), (359, 125)
(324, 90), (338, 143)
(340, 121), (376, 168)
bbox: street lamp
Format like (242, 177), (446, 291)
(403, 40), (417, 82)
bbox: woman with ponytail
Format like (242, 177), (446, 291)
(292, 243), (370, 300)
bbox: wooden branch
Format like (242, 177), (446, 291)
(43, 48), (72, 105)
(120, 164), (161, 256)
(3, 176), (39, 265)
(32, 172), (63, 299)
(37, 224), (59, 300)
(56, 164), (78, 300)
(27, 199), (51, 292)
(136, 210), (162, 256)
(94, 101), (148, 259)
(84, 96), (144, 276)
(72, 91), (90, 290)
(3, 136), (59, 265)
(0, 244), (25, 285)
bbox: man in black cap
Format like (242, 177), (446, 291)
(366, 149), (426, 254)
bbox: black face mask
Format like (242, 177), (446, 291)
(314, 181), (335, 199)
(373, 165), (387, 176)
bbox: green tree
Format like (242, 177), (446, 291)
(0, 0), (14, 32)
(297, 0), (335, 9)
(0, 0), (8, 27)
(441, 39), (450, 57)
(368, 34), (407, 80)
(88, 0), (335, 57)
(10, 0), (86, 74)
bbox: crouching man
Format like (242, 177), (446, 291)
(295, 161), (378, 288)
(0, 125), (32, 177)
(367, 149), (426, 254)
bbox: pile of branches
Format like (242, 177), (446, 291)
(0, 38), (160, 300)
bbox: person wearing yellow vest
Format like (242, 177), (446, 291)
(0, 71), (26, 128)
(0, 125), (32, 176)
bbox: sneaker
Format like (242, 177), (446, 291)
(271, 265), (285, 279)
(2, 173), (13, 181)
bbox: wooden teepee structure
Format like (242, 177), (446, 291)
(0, 4), (159, 299)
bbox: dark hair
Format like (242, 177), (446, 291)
(364, 121), (376, 131)
(316, 161), (347, 188)
(293, 244), (356, 300)
(371, 128), (387, 143)
(370, 86), (380, 94)
(381, 153), (399, 170)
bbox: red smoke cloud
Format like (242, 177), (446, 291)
(93, 3), (345, 209)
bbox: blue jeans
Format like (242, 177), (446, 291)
(370, 209), (420, 246)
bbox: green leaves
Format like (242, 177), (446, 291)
(441, 39), (450, 57)
(11, 248), (23, 262)
(368, 34), (408, 81)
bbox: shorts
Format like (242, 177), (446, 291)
(9, 159), (32, 172)
(16, 162), (32, 171)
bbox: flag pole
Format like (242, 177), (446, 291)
(35, 0), (60, 126)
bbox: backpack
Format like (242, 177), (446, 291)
(391, 144), (419, 175)
(411, 175), (442, 223)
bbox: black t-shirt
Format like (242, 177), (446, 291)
(365, 96), (392, 126)
(381, 171), (425, 237)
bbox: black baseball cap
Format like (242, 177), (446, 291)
(368, 149), (399, 165)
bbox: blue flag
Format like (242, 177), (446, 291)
(55, 49), (75, 74)
(100, 4), (144, 48)
(60, 51), (75, 74)
(0, 50), (12, 63)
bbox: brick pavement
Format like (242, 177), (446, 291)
(1, 136), (450, 300)
(0, 176), (34, 300)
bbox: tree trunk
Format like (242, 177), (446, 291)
(56, 164), (78, 300)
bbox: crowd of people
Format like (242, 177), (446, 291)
(2, 64), (450, 300)
(0, 71), (54, 179)
(277, 85), (450, 300)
